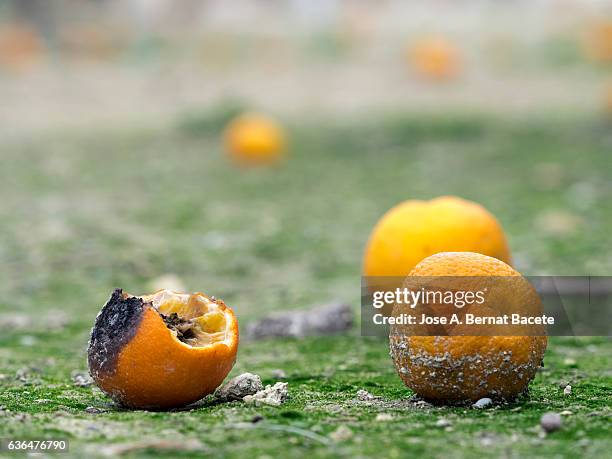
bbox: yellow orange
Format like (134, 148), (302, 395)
(88, 289), (238, 409)
(409, 37), (461, 80)
(363, 196), (511, 278)
(583, 20), (612, 63)
(223, 113), (286, 165)
(390, 252), (547, 402)
(0, 24), (42, 71)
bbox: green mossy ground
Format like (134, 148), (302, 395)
(0, 111), (610, 458)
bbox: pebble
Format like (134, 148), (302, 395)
(148, 274), (186, 293)
(472, 398), (493, 409)
(540, 412), (562, 433)
(563, 358), (577, 367)
(560, 410), (573, 416)
(271, 369), (287, 379)
(479, 433), (497, 447)
(329, 425), (353, 442)
(15, 367), (40, 384)
(356, 389), (378, 402)
(84, 406), (104, 414)
(20, 335), (37, 347)
(72, 371), (94, 388)
(245, 302), (353, 339)
(563, 385), (572, 396)
(435, 418), (452, 428)
(243, 382), (288, 407)
(413, 400), (432, 409)
(0, 314), (31, 330)
(215, 373), (263, 402)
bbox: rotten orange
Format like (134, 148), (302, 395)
(88, 289), (239, 409)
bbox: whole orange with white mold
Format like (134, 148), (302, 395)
(390, 252), (547, 402)
(223, 113), (286, 165)
(363, 196), (512, 279)
(88, 289), (238, 409)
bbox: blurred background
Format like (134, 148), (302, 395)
(2, 0), (612, 132)
(0, 0), (611, 327)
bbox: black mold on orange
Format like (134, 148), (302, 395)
(87, 289), (146, 376)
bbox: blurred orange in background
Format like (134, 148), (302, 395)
(223, 113), (287, 166)
(0, 23), (43, 72)
(582, 19), (612, 64)
(408, 36), (462, 81)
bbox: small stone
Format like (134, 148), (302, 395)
(473, 398), (493, 409)
(15, 367), (39, 384)
(149, 274), (186, 293)
(215, 373), (263, 402)
(245, 302), (353, 339)
(271, 369), (286, 379)
(375, 413), (393, 422)
(435, 418), (451, 428)
(329, 425), (353, 442)
(540, 412), (562, 433)
(0, 313), (31, 330)
(250, 414), (264, 423)
(479, 433), (497, 447)
(243, 382), (288, 407)
(20, 335), (37, 347)
(560, 410), (573, 416)
(356, 389), (378, 401)
(72, 371), (94, 388)
(563, 385), (572, 396)
(563, 358), (577, 367)
(413, 400), (432, 409)
(85, 406), (104, 414)
(481, 437), (494, 447)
